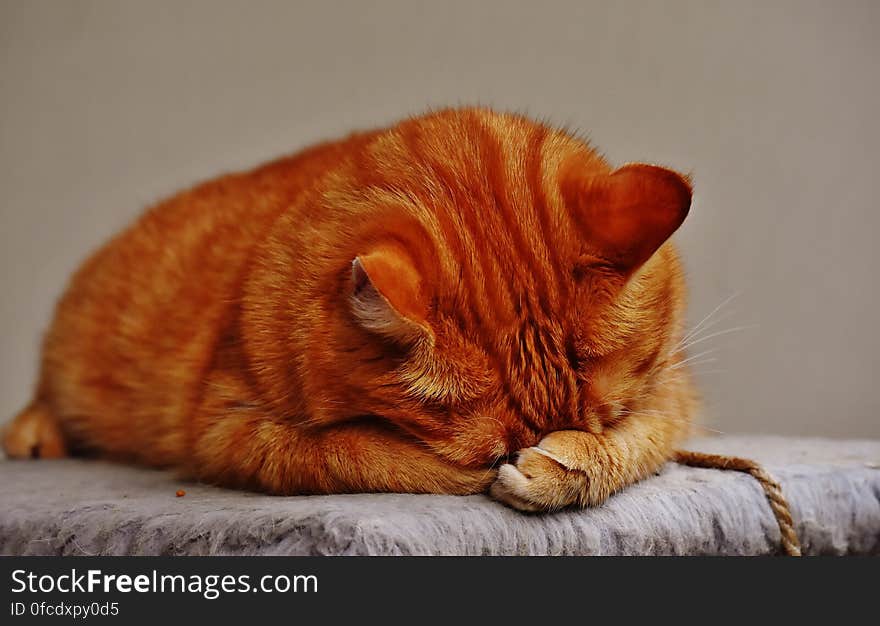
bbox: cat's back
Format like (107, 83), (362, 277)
(39, 133), (371, 462)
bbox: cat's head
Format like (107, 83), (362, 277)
(273, 109), (692, 468)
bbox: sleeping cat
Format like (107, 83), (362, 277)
(2, 107), (697, 511)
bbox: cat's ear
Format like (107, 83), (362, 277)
(350, 245), (432, 345)
(562, 162), (692, 272)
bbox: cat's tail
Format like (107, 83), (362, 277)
(2, 401), (68, 459)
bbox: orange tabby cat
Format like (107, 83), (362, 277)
(2, 108), (697, 511)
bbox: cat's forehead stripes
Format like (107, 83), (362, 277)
(373, 110), (603, 331)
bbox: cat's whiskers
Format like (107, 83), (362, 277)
(674, 324), (757, 354)
(677, 308), (737, 348)
(627, 409), (667, 416)
(669, 348), (718, 371)
(478, 452), (507, 484)
(694, 425), (726, 435)
(676, 291), (741, 352)
(678, 358), (719, 370)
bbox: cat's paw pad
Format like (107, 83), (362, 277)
(489, 444), (587, 512)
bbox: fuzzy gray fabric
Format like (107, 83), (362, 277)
(1, 435), (878, 555)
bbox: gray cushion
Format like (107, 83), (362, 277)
(1, 435), (878, 555)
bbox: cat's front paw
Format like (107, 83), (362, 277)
(489, 431), (595, 512)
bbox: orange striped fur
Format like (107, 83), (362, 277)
(3, 108), (698, 510)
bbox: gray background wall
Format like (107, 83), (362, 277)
(1, 0), (878, 437)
